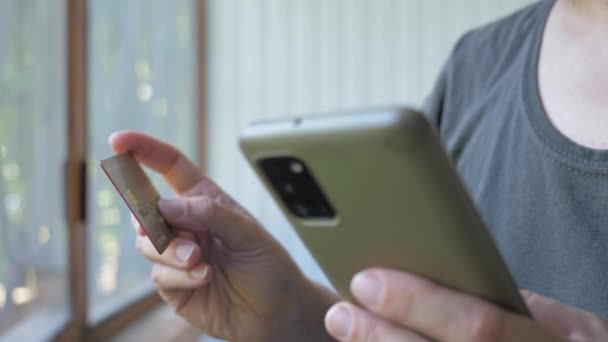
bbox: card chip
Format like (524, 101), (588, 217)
(101, 152), (175, 254)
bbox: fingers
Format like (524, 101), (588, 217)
(351, 269), (555, 342)
(131, 213), (198, 243)
(350, 268), (491, 341)
(135, 235), (201, 269)
(151, 263), (211, 290)
(108, 130), (214, 194)
(325, 302), (430, 342)
(158, 196), (263, 250)
(522, 289), (608, 340)
(130, 214), (145, 236)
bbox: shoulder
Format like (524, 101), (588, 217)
(424, 1), (551, 126)
(448, 1), (550, 81)
(460, 1), (548, 49)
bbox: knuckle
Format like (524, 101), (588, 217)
(376, 288), (396, 314)
(361, 323), (378, 342)
(351, 309), (382, 342)
(150, 265), (162, 286)
(468, 309), (505, 342)
(181, 197), (191, 219)
(347, 307), (365, 341)
(378, 275), (425, 318)
(581, 314), (608, 338)
(134, 237), (145, 254)
(191, 196), (217, 222)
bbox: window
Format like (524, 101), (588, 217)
(0, 0), (200, 339)
(86, 0), (197, 322)
(0, 0), (69, 339)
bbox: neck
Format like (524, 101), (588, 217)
(562, 0), (608, 28)
(538, 0), (608, 150)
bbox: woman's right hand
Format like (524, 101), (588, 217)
(110, 131), (337, 341)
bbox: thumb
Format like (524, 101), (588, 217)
(159, 196), (262, 250)
(521, 289), (606, 340)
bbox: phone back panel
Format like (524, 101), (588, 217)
(240, 108), (529, 315)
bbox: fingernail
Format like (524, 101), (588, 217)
(175, 242), (194, 262)
(352, 272), (382, 307)
(326, 305), (352, 339)
(190, 264), (208, 280)
(130, 214), (138, 227)
(108, 132), (119, 145)
(158, 198), (183, 219)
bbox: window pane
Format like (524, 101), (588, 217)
(87, 0), (196, 319)
(0, 0), (69, 338)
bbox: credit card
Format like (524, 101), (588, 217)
(101, 152), (175, 254)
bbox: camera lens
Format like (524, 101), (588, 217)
(292, 203), (309, 217)
(289, 161), (304, 174)
(282, 182), (295, 195)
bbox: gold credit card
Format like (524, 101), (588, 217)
(101, 152), (175, 254)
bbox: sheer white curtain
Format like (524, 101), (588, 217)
(205, 0), (535, 286)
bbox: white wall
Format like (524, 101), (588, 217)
(205, 0), (536, 284)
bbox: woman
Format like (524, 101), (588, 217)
(111, 0), (608, 340)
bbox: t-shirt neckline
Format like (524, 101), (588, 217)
(522, 0), (608, 169)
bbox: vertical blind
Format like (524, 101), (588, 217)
(205, 0), (535, 283)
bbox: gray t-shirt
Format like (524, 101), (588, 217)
(424, 0), (607, 318)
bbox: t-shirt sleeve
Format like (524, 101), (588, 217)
(421, 66), (447, 129)
(420, 30), (475, 131)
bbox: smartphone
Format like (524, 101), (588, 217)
(239, 107), (529, 315)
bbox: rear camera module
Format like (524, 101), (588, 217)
(259, 157), (335, 219)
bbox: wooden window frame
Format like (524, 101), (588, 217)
(54, 0), (89, 340)
(49, 0), (207, 340)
